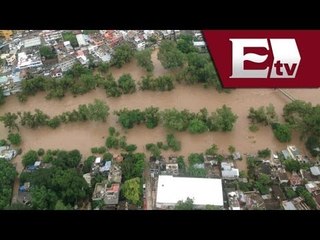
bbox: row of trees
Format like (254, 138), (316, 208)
(139, 75), (174, 91)
(0, 99), (109, 130)
(115, 105), (238, 133)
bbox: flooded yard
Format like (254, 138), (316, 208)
(1, 49), (320, 175)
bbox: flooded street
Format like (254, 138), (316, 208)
(1, 49), (320, 176)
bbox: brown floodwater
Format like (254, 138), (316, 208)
(1, 49), (320, 174)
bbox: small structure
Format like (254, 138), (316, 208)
(281, 149), (291, 160)
(310, 166), (320, 176)
(287, 145), (303, 162)
(165, 163), (179, 176)
(108, 164), (122, 183)
(156, 175), (224, 209)
(282, 200), (296, 210)
(0, 146), (17, 160)
(289, 172), (303, 187)
(221, 162), (239, 179)
(83, 173), (92, 187)
(227, 191), (241, 210)
(277, 171), (289, 184)
(17, 52), (43, 70)
(232, 152), (241, 160)
(99, 161), (111, 173)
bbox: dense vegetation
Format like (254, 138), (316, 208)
(0, 160), (17, 209)
(0, 99), (109, 131)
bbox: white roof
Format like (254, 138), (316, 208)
(95, 157), (101, 164)
(282, 201), (296, 210)
(156, 175), (223, 206)
(23, 37), (41, 48)
(310, 166), (320, 176)
(76, 34), (88, 46)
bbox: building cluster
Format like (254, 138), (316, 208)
(0, 30), (188, 96)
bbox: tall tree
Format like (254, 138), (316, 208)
(135, 49), (154, 72)
(158, 40), (184, 69)
(111, 43), (135, 68)
(174, 197), (194, 210)
(0, 160), (17, 209)
(122, 177), (142, 205)
(0, 112), (19, 132)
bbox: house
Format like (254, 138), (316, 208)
(99, 161), (111, 173)
(221, 162), (239, 179)
(156, 175), (224, 209)
(0, 72), (22, 96)
(41, 30), (63, 44)
(305, 182), (319, 193)
(0, 146), (17, 160)
(58, 57), (77, 72)
(277, 171), (289, 184)
(83, 173), (91, 187)
(289, 172), (303, 187)
(92, 181), (120, 206)
(76, 34), (88, 47)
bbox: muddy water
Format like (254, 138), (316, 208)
(1, 50), (320, 175)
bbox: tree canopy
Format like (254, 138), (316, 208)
(0, 160), (17, 209)
(122, 177), (142, 205)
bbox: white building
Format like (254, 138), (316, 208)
(17, 52), (43, 70)
(42, 30), (63, 43)
(76, 34), (88, 47)
(221, 162), (239, 179)
(156, 175), (224, 209)
(23, 37), (41, 48)
(58, 57), (77, 72)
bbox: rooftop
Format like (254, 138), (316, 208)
(156, 175), (223, 207)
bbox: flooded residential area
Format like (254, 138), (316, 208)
(1, 30), (320, 210)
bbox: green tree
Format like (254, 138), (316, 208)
(31, 186), (58, 210)
(125, 144), (137, 153)
(54, 200), (72, 210)
(284, 159), (301, 172)
(272, 123), (292, 142)
(188, 153), (204, 165)
(161, 108), (191, 131)
(62, 32), (78, 48)
(255, 174), (271, 195)
(51, 168), (90, 206)
(122, 177), (142, 205)
(40, 46), (56, 59)
(285, 188), (297, 200)
(22, 150), (38, 167)
(118, 74), (136, 94)
(37, 148), (45, 156)
(0, 160), (17, 209)
(228, 145), (236, 155)
(205, 144), (218, 156)
(0, 87), (5, 105)
(0, 112), (19, 132)
(115, 108), (144, 129)
(296, 186), (317, 210)
(166, 134), (181, 151)
(187, 166), (207, 177)
(188, 119), (208, 134)
(144, 106), (160, 128)
(97, 62), (110, 73)
(135, 49), (154, 72)
(305, 135), (320, 157)
(121, 153), (145, 181)
(177, 34), (197, 54)
(177, 156), (186, 175)
(257, 148), (271, 158)
(146, 143), (161, 158)
(87, 99), (109, 122)
(83, 156), (95, 174)
(158, 40), (184, 69)
(7, 133), (21, 145)
(111, 43), (135, 68)
(174, 197), (194, 210)
(214, 105), (238, 131)
(47, 116), (61, 129)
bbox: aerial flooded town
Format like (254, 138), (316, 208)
(1, 30), (320, 210)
